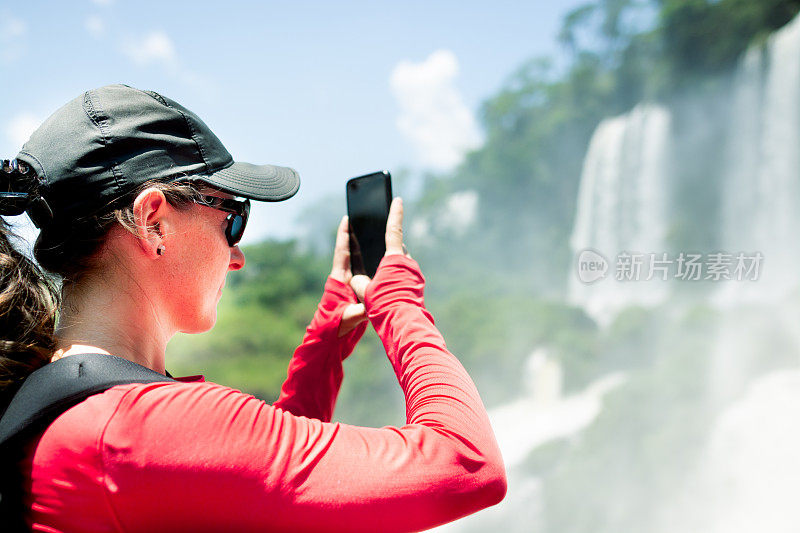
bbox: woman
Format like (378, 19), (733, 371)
(0, 84), (506, 532)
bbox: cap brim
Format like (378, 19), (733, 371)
(195, 161), (300, 202)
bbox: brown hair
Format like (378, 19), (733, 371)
(0, 180), (204, 407)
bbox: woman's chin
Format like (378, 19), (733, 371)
(180, 309), (217, 334)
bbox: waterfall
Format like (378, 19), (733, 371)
(717, 13), (800, 304)
(554, 12), (800, 532)
(570, 11), (800, 317)
(569, 104), (672, 323)
(445, 11), (800, 532)
(702, 370), (800, 533)
(677, 14), (800, 532)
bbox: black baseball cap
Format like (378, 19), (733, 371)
(14, 84), (300, 223)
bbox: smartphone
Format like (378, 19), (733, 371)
(346, 171), (392, 278)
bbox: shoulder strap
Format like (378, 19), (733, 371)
(0, 353), (175, 449)
(0, 354), (175, 532)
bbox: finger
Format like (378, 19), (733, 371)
(333, 216), (350, 265)
(349, 274), (370, 302)
(330, 215), (350, 281)
(385, 197), (404, 256)
(337, 303), (367, 337)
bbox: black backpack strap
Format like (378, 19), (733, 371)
(0, 353), (175, 448)
(0, 353), (176, 532)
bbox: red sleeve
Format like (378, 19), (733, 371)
(94, 255), (506, 533)
(273, 276), (368, 421)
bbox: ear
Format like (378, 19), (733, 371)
(132, 187), (170, 258)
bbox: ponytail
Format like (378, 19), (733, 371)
(0, 219), (58, 409)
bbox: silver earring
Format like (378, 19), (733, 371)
(157, 244), (165, 256)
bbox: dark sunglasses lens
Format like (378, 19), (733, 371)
(228, 215), (245, 245)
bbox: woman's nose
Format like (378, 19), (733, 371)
(229, 245), (245, 271)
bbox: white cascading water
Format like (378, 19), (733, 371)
(569, 104), (672, 324)
(693, 13), (800, 533)
(717, 12), (800, 304)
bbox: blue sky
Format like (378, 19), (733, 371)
(0, 0), (586, 244)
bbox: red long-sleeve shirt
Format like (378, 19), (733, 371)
(20, 255), (506, 532)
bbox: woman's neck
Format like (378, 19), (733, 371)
(54, 274), (172, 375)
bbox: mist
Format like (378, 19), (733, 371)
(411, 8), (800, 533)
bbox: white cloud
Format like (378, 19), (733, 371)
(0, 15), (27, 63)
(117, 30), (215, 97)
(410, 217), (433, 247)
(5, 113), (41, 153)
(439, 190), (479, 236)
(2, 16), (26, 38)
(409, 190), (479, 246)
(122, 31), (177, 67)
(390, 49), (482, 171)
(85, 15), (105, 37)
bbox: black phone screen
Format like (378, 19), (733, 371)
(346, 171), (392, 278)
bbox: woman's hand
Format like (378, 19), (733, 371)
(330, 215), (368, 337)
(349, 197), (411, 301)
(333, 197), (411, 337)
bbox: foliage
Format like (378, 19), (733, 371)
(658, 0), (800, 87)
(429, 293), (599, 404)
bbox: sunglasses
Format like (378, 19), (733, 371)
(194, 194), (250, 247)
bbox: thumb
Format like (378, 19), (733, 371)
(349, 274), (370, 302)
(385, 197), (405, 256)
(337, 303), (367, 337)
